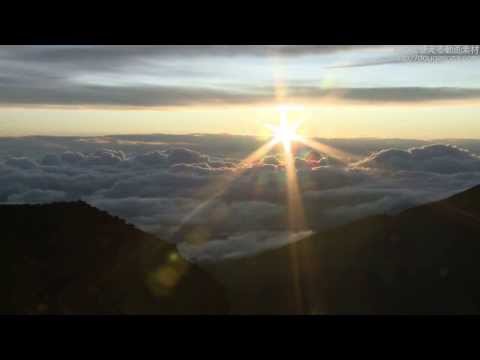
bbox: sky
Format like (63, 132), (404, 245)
(1, 45), (480, 139)
(3, 45), (480, 262)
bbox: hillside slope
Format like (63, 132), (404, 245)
(0, 201), (228, 314)
(203, 185), (480, 314)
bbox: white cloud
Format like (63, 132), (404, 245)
(88, 196), (286, 243)
(354, 144), (480, 174)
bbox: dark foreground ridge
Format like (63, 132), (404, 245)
(0, 201), (228, 314)
(204, 185), (480, 314)
(4, 185), (480, 315)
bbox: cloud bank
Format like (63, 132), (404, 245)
(355, 144), (480, 173)
(2, 135), (480, 261)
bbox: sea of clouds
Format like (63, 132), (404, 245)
(2, 134), (480, 262)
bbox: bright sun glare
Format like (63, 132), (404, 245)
(272, 120), (301, 144)
(267, 105), (304, 150)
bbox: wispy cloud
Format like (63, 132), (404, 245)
(2, 83), (480, 108)
(1, 46), (479, 108)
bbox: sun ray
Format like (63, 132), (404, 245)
(171, 100), (360, 313)
(172, 139), (278, 236)
(280, 128), (309, 313)
(264, 104), (310, 312)
(237, 138), (278, 168)
(283, 144), (306, 232)
(172, 101), (331, 312)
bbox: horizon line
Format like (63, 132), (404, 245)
(2, 132), (480, 142)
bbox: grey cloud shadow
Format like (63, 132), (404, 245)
(2, 84), (480, 107)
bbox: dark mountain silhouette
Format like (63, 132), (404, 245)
(0, 201), (228, 314)
(203, 185), (480, 314)
(4, 185), (480, 315)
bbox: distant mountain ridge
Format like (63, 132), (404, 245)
(203, 184), (480, 314)
(0, 201), (228, 314)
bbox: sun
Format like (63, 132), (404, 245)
(272, 120), (301, 145)
(267, 106), (303, 150)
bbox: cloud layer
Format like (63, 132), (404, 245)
(2, 135), (480, 261)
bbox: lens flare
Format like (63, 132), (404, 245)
(173, 103), (359, 312)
